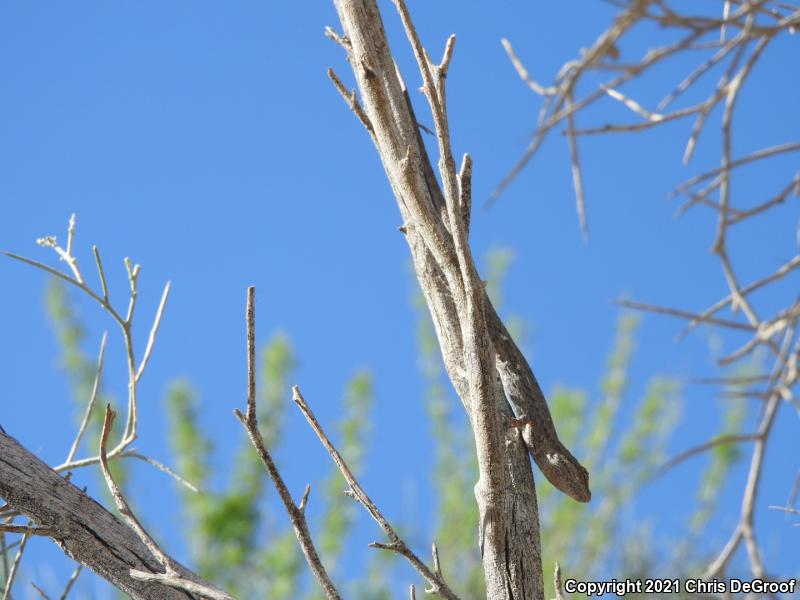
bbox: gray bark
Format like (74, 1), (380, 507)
(0, 430), (215, 600)
(331, 1), (589, 598)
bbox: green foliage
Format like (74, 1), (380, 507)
(351, 552), (393, 600)
(166, 332), (303, 597)
(166, 381), (211, 502)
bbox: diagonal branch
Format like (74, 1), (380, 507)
(329, 3), (588, 598)
(0, 430), (217, 599)
(234, 287), (341, 600)
(98, 407), (235, 600)
(656, 433), (761, 477)
(293, 386), (460, 599)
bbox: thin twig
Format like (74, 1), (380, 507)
(293, 386), (460, 599)
(0, 529), (8, 588)
(768, 505), (800, 515)
(92, 245), (109, 305)
(2, 531), (30, 600)
(234, 287), (342, 600)
(500, 38), (557, 96)
(657, 433), (761, 476)
(59, 565), (82, 600)
(127, 572), (234, 600)
(66, 332), (107, 464)
(616, 299), (755, 331)
(681, 255), (800, 337)
(100, 405), (234, 600)
(0, 525), (56, 537)
(553, 562), (565, 600)
(31, 581), (52, 600)
(728, 175), (799, 224)
(135, 281), (171, 383)
(99, 406), (175, 573)
(690, 374), (771, 385)
(672, 142), (800, 198)
(566, 89), (587, 240)
(327, 68), (375, 136)
(121, 452), (199, 494)
(4, 218), (171, 463)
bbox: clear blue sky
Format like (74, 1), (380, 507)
(1, 1), (798, 597)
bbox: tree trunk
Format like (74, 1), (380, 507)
(328, 2), (588, 597)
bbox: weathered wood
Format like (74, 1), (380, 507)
(329, 1), (593, 597)
(0, 431), (215, 600)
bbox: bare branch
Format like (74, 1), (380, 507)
(500, 38), (557, 97)
(135, 280), (171, 383)
(768, 505), (800, 515)
(681, 255), (800, 337)
(553, 562), (564, 600)
(99, 406), (236, 599)
(329, 3), (586, 595)
(92, 245), (109, 305)
(99, 406), (175, 575)
(235, 287), (341, 600)
(457, 153), (473, 236)
(31, 581), (52, 600)
(59, 565), (82, 600)
(298, 484), (311, 514)
(66, 331), (107, 465)
(616, 299), (755, 331)
(1, 431), (213, 599)
(657, 433), (761, 477)
(245, 285), (256, 419)
(495, 2), (798, 582)
(293, 386), (460, 599)
(121, 452), (199, 494)
(327, 68), (375, 136)
(2, 530), (29, 600)
(565, 90), (587, 240)
(672, 142), (800, 199)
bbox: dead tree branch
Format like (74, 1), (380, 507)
(0, 430), (221, 600)
(500, 0), (798, 581)
(328, 1), (590, 597)
(2, 218), (214, 598)
(292, 386), (460, 599)
(234, 287), (342, 600)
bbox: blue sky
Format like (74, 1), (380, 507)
(1, 1), (798, 597)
